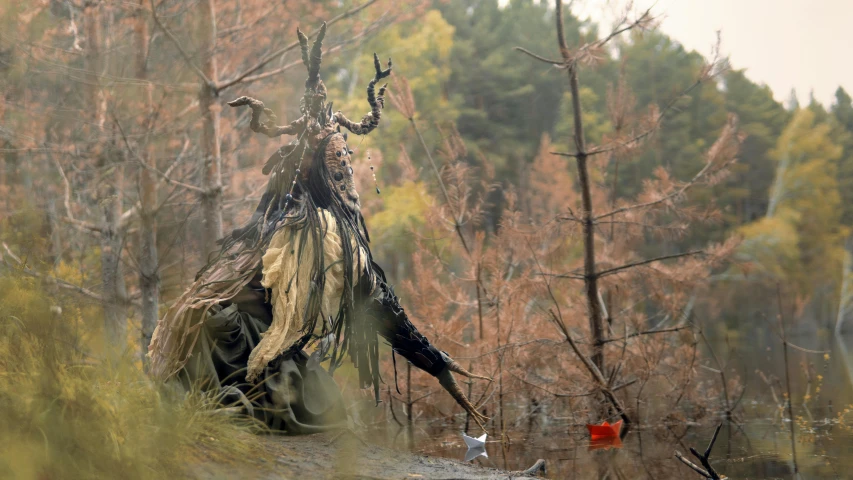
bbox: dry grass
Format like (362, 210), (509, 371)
(0, 272), (262, 479)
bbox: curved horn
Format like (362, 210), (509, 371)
(307, 22), (327, 88)
(296, 27), (310, 70)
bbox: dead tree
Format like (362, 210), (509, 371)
(516, 1), (739, 424)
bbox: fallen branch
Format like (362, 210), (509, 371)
(514, 459), (546, 477)
(675, 423), (725, 479)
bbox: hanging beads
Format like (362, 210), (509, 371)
(368, 150), (380, 194)
(281, 138), (309, 213)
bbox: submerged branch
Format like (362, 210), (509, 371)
(674, 423), (724, 479)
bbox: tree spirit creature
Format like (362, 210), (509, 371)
(147, 23), (489, 433)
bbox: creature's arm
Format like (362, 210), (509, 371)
(368, 281), (490, 431)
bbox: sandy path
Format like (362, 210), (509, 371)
(192, 432), (545, 480)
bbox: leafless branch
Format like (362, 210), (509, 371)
(587, 8), (654, 51)
(217, 0), (379, 91)
(60, 216), (104, 234)
(534, 271), (584, 280)
(119, 135), (191, 227)
(236, 58), (304, 86)
(563, 77), (706, 159)
(2, 242), (139, 307)
(548, 309), (631, 425)
(597, 250), (704, 278)
(236, 20), (382, 87)
(113, 112), (206, 195)
(512, 47), (563, 65)
(597, 114), (738, 221)
(216, 4), (277, 38)
(52, 157), (74, 220)
(510, 369), (637, 398)
(149, 0), (215, 90)
(600, 326), (691, 345)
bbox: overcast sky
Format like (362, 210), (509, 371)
(573, 0), (852, 108)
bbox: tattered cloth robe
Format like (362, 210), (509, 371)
(149, 135), (468, 434)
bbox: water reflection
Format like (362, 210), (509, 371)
(407, 420), (850, 479)
(380, 332), (853, 479)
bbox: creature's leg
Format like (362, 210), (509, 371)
(367, 281), (490, 430)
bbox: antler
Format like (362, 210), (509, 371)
(227, 96), (304, 138)
(334, 53), (392, 136)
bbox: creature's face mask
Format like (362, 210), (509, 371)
(323, 133), (359, 212)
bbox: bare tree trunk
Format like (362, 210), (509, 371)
(86, 1), (127, 349)
(101, 172), (128, 349)
(198, 0), (222, 256)
(46, 199), (63, 264)
(555, 0), (606, 372)
(83, 2), (105, 129)
(136, 0), (159, 356)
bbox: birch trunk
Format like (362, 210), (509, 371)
(86, 2), (128, 349)
(136, 0), (159, 355)
(101, 175), (129, 349)
(198, 0), (223, 257)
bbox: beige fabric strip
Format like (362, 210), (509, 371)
(245, 209), (364, 382)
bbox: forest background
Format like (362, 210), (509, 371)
(1, 0), (852, 477)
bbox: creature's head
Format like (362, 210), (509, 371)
(228, 22), (390, 228)
(316, 131), (359, 212)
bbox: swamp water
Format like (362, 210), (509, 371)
(374, 330), (853, 479)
